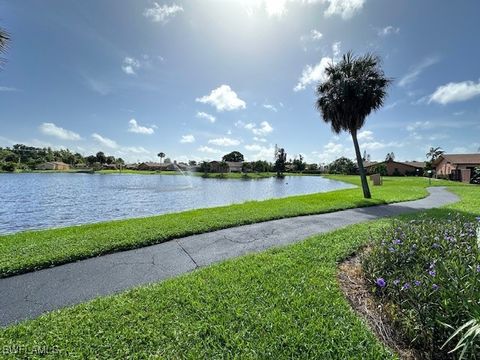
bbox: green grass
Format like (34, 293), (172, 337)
(0, 176), (460, 278)
(1, 184), (476, 358)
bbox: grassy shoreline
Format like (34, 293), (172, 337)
(0, 185), (475, 358)
(0, 176), (461, 278)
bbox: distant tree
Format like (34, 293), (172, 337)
(86, 155), (97, 166)
(385, 152), (395, 162)
(157, 152), (165, 163)
(164, 157), (172, 164)
(105, 156), (115, 165)
(316, 52), (391, 198)
(307, 163), (318, 171)
(96, 151), (106, 164)
(328, 157), (357, 175)
(274, 148), (287, 177)
(219, 161), (229, 175)
(222, 151), (244, 162)
(242, 162), (252, 173)
(1, 162), (16, 172)
(362, 150), (371, 162)
(426, 147), (444, 163)
(293, 154), (306, 172)
(199, 161), (211, 174)
(188, 160), (197, 166)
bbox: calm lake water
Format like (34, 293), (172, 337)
(0, 173), (355, 234)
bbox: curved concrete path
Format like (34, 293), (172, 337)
(0, 187), (458, 326)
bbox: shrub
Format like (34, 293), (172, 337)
(1, 162), (17, 172)
(363, 215), (480, 358)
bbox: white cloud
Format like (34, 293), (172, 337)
(237, 121), (274, 136)
(378, 26), (400, 37)
(196, 85), (246, 112)
(0, 86), (19, 92)
(253, 136), (267, 142)
(208, 137), (241, 146)
(196, 111), (216, 123)
(428, 80), (480, 105)
(122, 146), (150, 154)
(244, 144), (275, 161)
(143, 3), (183, 24)
(310, 29), (323, 40)
(180, 134), (196, 143)
(198, 146), (222, 154)
(312, 141), (352, 163)
(253, 121), (273, 136)
(263, 104), (278, 112)
(245, 0), (364, 19)
(322, 0), (365, 19)
(406, 121), (431, 132)
(122, 57), (140, 75)
(332, 41), (342, 59)
(357, 130), (374, 141)
(39, 123), (81, 141)
(83, 76), (110, 95)
(91, 133), (118, 149)
(128, 119), (155, 134)
(399, 57), (439, 87)
(244, 144), (263, 151)
(294, 57), (333, 91)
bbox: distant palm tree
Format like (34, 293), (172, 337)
(316, 52), (391, 198)
(157, 152), (165, 163)
(426, 147), (444, 162)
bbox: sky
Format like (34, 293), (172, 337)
(1, 0), (479, 164)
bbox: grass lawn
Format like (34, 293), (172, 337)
(0, 176), (460, 277)
(0, 184), (476, 359)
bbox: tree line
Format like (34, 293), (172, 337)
(0, 144), (124, 172)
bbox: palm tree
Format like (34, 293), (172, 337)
(0, 27), (10, 68)
(426, 147), (444, 163)
(315, 52), (391, 198)
(157, 152), (165, 163)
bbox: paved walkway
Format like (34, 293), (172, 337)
(0, 187), (458, 326)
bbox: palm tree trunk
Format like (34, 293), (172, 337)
(351, 130), (371, 199)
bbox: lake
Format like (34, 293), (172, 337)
(0, 173), (355, 234)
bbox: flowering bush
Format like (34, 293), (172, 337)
(363, 214), (480, 358)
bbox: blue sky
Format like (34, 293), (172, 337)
(1, 0), (479, 164)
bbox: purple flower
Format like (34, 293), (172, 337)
(393, 239), (402, 245)
(475, 216), (480, 222)
(476, 265), (480, 273)
(432, 284), (439, 291)
(414, 280), (422, 286)
(432, 243), (440, 249)
(401, 282), (411, 290)
(376, 278), (386, 288)
(393, 279), (400, 286)
(429, 270), (436, 277)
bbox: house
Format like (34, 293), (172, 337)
(364, 159), (426, 176)
(137, 162), (171, 171)
(36, 161), (70, 171)
(102, 164), (117, 170)
(433, 154), (480, 183)
(209, 161), (229, 173)
(225, 161), (243, 173)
